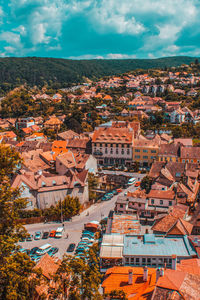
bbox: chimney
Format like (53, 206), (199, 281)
(156, 268), (160, 282)
(128, 269), (133, 285)
(172, 255), (177, 270)
(143, 266), (148, 282)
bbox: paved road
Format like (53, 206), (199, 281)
(100, 170), (146, 179)
(20, 176), (144, 258)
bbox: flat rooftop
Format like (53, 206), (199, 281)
(123, 234), (197, 257)
(107, 213), (141, 235)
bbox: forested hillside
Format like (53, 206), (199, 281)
(0, 56), (198, 93)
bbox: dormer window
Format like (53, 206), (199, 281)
(52, 180), (56, 186)
(42, 181), (46, 187)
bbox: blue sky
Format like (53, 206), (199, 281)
(0, 0), (200, 59)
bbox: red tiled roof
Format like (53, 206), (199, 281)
(147, 189), (175, 200)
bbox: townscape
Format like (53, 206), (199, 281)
(2, 61), (200, 299)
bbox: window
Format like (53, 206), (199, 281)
(121, 144), (124, 148)
(110, 144), (113, 147)
(160, 200), (163, 205)
(125, 258), (129, 264)
(135, 149), (140, 152)
(105, 143), (107, 147)
(138, 204), (141, 207)
(116, 144), (118, 148)
(147, 258), (151, 263)
(94, 143), (96, 147)
(143, 156), (148, 159)
(100, 143), (102, 147)
(127, 149), (130, 155)
(182, 159), (185, 163)
(135, 155), (140, 159)
(161, 157), (163, 161)
(110, 149), (113, 154)
(105, 148), (107, 154)
(121, 149), (124, 155)
(131, 258), (134, 263)
(120, 204), (124, 208)
(151, 150), (156, 153)
(191, 160), (193, 163)
(143, 149), (148, 153)
(136, 258), (139, 263)
(169, 201), (172, 206)
(127, 144), (130, 148)
(116, 149), (118, 154)
(151, 199), (154, 204)
(142, 258), (146, 263)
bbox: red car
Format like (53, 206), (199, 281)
(116, 188), (122, 193)
(49, 230), (56, 237)
(135, 181), (141, 187)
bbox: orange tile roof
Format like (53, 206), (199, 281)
(92, 127), (134, 144)
(147, 189), (175, 200)
(102, 266), (157, 300)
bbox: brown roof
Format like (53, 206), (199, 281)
(181, 146), (200, 159)
(35, 254), (59, 280)
(147, 189), (175, 200)
(159, 143), (180, 157)
(58, 130), (80, 140)
(152, 214), (193, 235)
(92, 127), (134, 144)
(154, 269), (200, 300)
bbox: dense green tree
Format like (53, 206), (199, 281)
(49, 244), (102, 300)
(105, 290), (128, 300)
(0, 144), (41, 300)
(140, 176), (153, 193)
(88, 173), (99, 201)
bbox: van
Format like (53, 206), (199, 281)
(55, 227), (64, 238)
(36, 244), (52, 256)
(127, 177), (136, 185)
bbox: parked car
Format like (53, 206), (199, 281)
(31, 254), (41, 263)
(19, 236), (26, 242)
(135, 181), (141, 187)
(127, 177), (136, 185)
(67, 243), (76, 252)
(112, 190), (118, 195)
(34, 231), (41, 240)
(102, 194), (111, 201)
(49, 230), (56, 237)
(106, 192), (114, 197)
(47, 247), (59, 257)
(55, 227), (64, 238)
(18, 248), (30, 255)
(26, 234), (33, 241)
(30, 247), (39, 255)
(116, 188), (122, 193)
(42, 231), (49, 239)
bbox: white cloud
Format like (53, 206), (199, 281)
(0, 31), (21, 46)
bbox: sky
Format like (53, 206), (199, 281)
(0, 0), (200, 59)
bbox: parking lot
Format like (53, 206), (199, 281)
(19, 174), (145, 260)
(19, 225), (83, 259)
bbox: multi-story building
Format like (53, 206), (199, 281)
(180, 146), (200, 164)
(92, 121), (140, 166)
(133, 138), (159, 167)
(15, 117), (35, 130)
(100, 233), (197, 271)
(158, 143), (180, 163)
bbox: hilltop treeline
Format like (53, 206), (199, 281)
(0, 56), (198, 93)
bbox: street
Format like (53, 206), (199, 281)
(20, 174), (145, 259)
